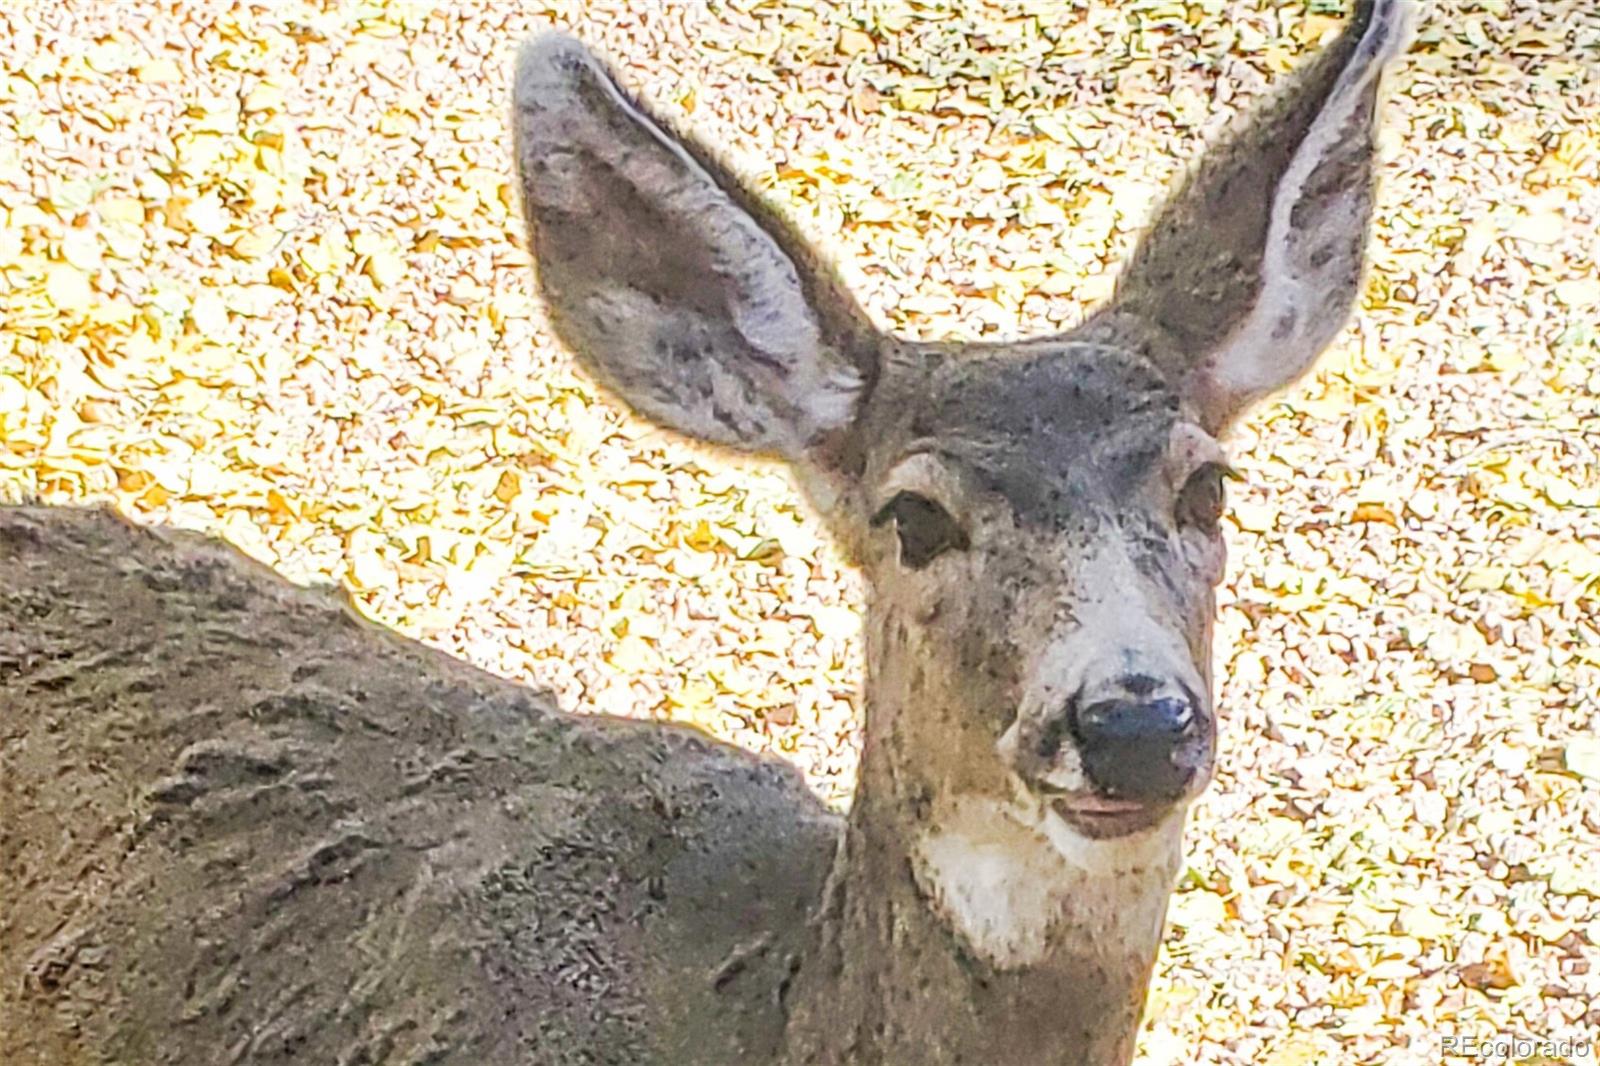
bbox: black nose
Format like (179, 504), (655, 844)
(1071, 692), (1203, 803)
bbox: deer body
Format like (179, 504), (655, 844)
(1, 3), (1411, 1063)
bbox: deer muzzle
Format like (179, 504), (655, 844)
(1007, 657), (1215, 839)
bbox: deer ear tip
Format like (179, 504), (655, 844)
(1394, 0), (1422, 50)
(1366, 0), (1420, 57)
(515, 32), (602, 107)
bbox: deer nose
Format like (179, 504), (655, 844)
(1070, 683), (1204, 803)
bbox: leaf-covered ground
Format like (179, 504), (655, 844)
(2, 1), (1598, 1062)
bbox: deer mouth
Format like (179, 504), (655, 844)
(1045, 792), (1171, 839)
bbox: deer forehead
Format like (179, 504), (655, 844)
(875, 345), (1200, 530)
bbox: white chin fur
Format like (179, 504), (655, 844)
(911, 794), (1186, 971)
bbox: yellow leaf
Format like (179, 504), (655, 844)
(1294, 13), (1343, 45)
(437, 188), (477, 220)
(224, 283), (286, 316)
(1461, 568), (1506, 592)
(347, 550), (390, 590)
(403, 534), (432, 564)
(0, 375), (27, 414)
(1565, 738), (1600, 781)
(242, 82), (285, 113)
(810, 605), (857, 641)
(230, 224), (281, 260)
(1230, 501), (1274, 533)
(161, 195), (192, 232)
(190, 289), (228, 334)
(610, 634), (662, 673)
(1263, 46), (1295, 74)
(1172, 888), (1228, 928)
(666, 548), (714, 578)
(667, 679), (722, 731)
(186, 193), (230, 238)
(45, 261), (92, 314)
(87, 295), (136, 327)
(838, 28), (874, 55)
(1263, 1037), (1328, 1066)
(1506, 209), (1564, 244)
(85, 40), (136, 75)
(668, 679), (717, 712)
(265, 488), (297, 523)
(60, 230), (103, 271)
(896, 87), (938, 111)
(683, 519), (719, 553)
(137, 58), (181, 83)
(377, 108), (416, 136)
(1350, 503), (1398, 526)
(493, 470), (520, 503)
(1555, 278), (1600, 308)
(362, 242), (406, 289)
(1326, 979), (1369, 1007)
(1483, 344), (1526, 372)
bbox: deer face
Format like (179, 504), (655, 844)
(846, 345), (1227, 839)
(514, 0), (1408, 845)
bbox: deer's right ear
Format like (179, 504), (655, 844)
(513, 34), (872, 460)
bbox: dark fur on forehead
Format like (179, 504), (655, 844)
(913, 344), (1179, 528)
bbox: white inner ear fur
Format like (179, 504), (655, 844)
(1164, 421), (1228, 490)
(911, 793), (1185, 971)
(1194, 0), (1415, 416)
(876, 450), (970, 521)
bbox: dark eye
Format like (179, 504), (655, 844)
(871, 491), (968, 569)
(1177, 463), (1232, 531)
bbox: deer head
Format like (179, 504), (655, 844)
(514, 0), (1409, 982)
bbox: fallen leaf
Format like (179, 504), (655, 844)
(1350, 503), (1398, 526)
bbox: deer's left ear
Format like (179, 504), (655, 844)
(1105, 0), (1414, 433)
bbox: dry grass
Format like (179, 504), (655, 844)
(2, 1), (1598, 1061)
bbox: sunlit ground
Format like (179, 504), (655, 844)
(2, 2), (1598, 1061)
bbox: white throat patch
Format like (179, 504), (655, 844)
(910, 794), (1184, 970)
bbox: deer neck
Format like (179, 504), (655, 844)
(781, 617), (1185, 1066)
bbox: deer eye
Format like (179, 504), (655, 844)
(871, 491), (968, 570)
(1177, 463), (1232, 532)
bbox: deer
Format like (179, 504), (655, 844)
(0, 2), (1411, 1064)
